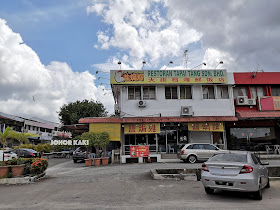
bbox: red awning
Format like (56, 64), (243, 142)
(236, 111), (280, 119)
(79, 116), (238, 124)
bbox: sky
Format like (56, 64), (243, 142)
(0, 0), (280, 123)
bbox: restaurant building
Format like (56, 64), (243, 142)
(79, 69), (237, 163)
(226, 72), (280, 151)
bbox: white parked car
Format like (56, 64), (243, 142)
(201, 151), (269, 200)
(0, 150), (18, 161)
(178, 143), (224, 163)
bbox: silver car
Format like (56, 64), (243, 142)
(178, 143), (223, 163)
(201, 151), (269, 200)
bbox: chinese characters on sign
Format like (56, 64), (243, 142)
(124, 123), (160, 134)
(130, 146), (149, 157)
(111, 70), (228, 84)
(259, 96), (280, 111)
(188, 122), (224, 132)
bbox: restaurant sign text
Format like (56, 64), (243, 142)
(111, 70), (227, 84)
(124, 123), (160, 134)
(188, 122), (224, 132)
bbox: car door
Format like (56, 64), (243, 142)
(193, 144), (208, 160)
(203, 144), (218, 159)
(251, 154), (268, 188)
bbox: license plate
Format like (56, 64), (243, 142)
(216, 181), (227, 185)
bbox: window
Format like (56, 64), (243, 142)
(165, 86), (178, 99)
(203, 86), (215, 99)
(128, 86), (141, 100)
(210, 153), (247, 162)
(143, 86), (156, 100)
(203, 144), (217, 150)
(217, 86), (229, 99)
(250, 86), (264, 99)
(251, 154), (261, 165)
(186, 145), (193, 149)
(180, 86), (192, 99)
(272, 86), (280, 96)
(233, 86), (248, 99)
(193, 144), (204, 149)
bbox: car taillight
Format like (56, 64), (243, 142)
(240, 165), (253, 174)
(30, 153), (35, 156)
(201, 163), (209, 172)
(181, 150), (184, 155)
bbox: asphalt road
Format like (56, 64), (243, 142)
(1, 159), (280, 209)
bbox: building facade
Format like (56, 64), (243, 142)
(80, 69), (238, 163)
(226, 72), (280, 151)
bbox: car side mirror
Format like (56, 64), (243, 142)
(261, 161), (269, 165)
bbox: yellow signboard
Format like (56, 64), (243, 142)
(89, 123), (121, 141)
(273, 97), (280, 110)
(124, 123), (160, 134)
(110, 70), (227, 84)
(188, 122), (224, 132)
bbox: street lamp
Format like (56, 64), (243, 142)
(142, 61), (146, 70)
(164, 61), (173, 70)
(118, 61), (121, 70)
(191, 62), (206, 70)
(215, 61), (224, 69)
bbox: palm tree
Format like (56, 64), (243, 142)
(0, 127), (18, 148)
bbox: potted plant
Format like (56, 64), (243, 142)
(81, 132), (95, 167)
(99, 132), (110, 166)
(0, 161), (10, 178)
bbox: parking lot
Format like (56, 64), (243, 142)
(1, 158), (280, 209)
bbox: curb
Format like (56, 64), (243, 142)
(0, 172), (46, 185)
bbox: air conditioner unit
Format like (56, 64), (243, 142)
(236, 96), (248, 105)
(248, 99), (256, 105)
(138, 100), (147, 107)
(181, 106), (193, 116)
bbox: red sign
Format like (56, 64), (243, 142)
(260, 96), (280, 110)
(130, 146), (149, 157)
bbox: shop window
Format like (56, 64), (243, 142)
(202, 86), (215, 99)
(217, 86), (229, 99)
(128, 86), (141, 100)
(250, 86), (264, 99)
(233, 86), (248, 99)
(180, 86), (192, 99)
(165, 86), (178, 99)
(271, 86), (280, 96)
(143, 86), (156, 100)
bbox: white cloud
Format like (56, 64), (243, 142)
(88, 0), (202, 69)
(0, 18), (114, 122)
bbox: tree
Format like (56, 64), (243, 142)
(0, 127), (18, 148)
(81, 132), (110, 158)
(58, 99), (108, 126)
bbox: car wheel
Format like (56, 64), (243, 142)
(265, 177), (270, 188)
(188, 155), (197, 164)
(205, 187), (214, 194)
(253, 182), (262, 200)
(73, 159), (77, 163)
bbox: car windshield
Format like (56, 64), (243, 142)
(25, 149), (37, 153)
(210, 153), (247, 162)
(76, 147), (86, 152)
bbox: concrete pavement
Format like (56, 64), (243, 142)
(1, 159), (280, 209)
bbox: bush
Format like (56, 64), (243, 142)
(30, 158), (48, 175)
(5, 158), (48, 175)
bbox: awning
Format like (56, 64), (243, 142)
(236, 111), (280, 120)
(63, 124), (89, 133)
(79, 116), (238, 124)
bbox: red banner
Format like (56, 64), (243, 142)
(260, 96), (280, 110)
(130, 146), (149, 157)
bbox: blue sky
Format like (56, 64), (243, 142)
(0, 0), (279, 122)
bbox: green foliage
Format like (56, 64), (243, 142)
(0, 127), (18, 148)
(14, 143), (52, 153)
(5, 158), (48, 175)
(58, 99), (108, 126)
(81, 132), (110, 158)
